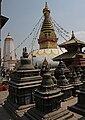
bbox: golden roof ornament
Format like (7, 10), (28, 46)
(71, 31), (75, 39)
(43, 2), (50, 16)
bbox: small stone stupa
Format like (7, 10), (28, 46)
(68, 70), (85, 116)
(54, 60), (73, 101)
(54, 59), (69, 80)
(25, 59), (76, 120)
(68, 68), (82, 96)
(4, 47), (42, 119)
(40, 57), (50, 77)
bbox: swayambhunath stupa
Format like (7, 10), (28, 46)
(1, 1), (85, 120)
(29, 2), (66, 68)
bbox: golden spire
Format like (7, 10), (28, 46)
(42, 2), (53, 31)
(38, 2), (58, 49)
(43, 2), (50, 16)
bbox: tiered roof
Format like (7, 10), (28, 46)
(53, 31), (85, 61)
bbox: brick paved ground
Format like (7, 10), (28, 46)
(0, 90), (13, 120)
(62, 97), (83, 119)
(0, 90), (8, 104)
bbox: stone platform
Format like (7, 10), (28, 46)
(0, 91), (13, 120)
(24, 95), (82, 120)
(0, 91), (83, 120)
(25, 107), (74, 120)
(4, 100), (34, 119)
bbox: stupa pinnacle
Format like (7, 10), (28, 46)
(38, 2), (58, 49)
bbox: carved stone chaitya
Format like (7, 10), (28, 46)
(68, 68), (82, 96)
(4, 47), (42, 119)
(54, 60), (73, 101)
(40, 57), (50, 77)
(24, 59), (76, 120)
(54, 59), (69, 80)
(68, 70), (85, 116)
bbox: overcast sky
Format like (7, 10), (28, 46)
(1, 0), (85, 57)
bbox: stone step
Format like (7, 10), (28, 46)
(56, 112), (74, 120)
(47, 110), (69, 120)
(25, 108), (42, 120)
(68, 105), (85, 116)
(25, 108), (75, 120)
(21, 116), (29, 120)
(25, 113), (36, 120)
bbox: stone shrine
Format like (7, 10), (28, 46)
(24, 60), (77, 120)
(68, 68), (82, 96)
(54, 60), (73, 101)
(40, 57), (50, 77)
(68, 70), (85, 116)
(4, 47), (42, 119)
(54, 59), (69, 80)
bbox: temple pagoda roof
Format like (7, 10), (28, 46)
(53, 31), (85, 61)
(59, 31), (85, 48)
(53, 52), (85, 61)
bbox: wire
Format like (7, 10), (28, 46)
(51, 17), (70, 41)
(51, 17), (70, 35)
(31, 20), (43, 52)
